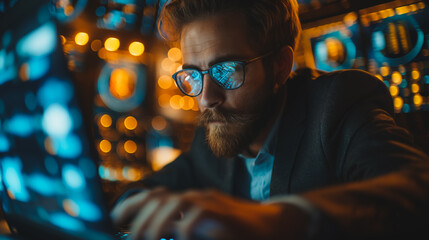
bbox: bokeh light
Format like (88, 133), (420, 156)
(104, 37), (120, 51)
(129, 41), (144, 56)
(124, 116), (138, 130)
(168, 48), (182, 62)
(109, 68), (136, 100)
(124, 140), (137, 154)
(99, 140), (111, 153)
(99, 114), (112, 128)
(75, 32), (89, 46)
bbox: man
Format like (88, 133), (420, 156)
(111, 0), (429, 239)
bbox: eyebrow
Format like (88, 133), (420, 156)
(182, 54), (250, 70)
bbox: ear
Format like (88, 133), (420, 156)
(273, 45), (294, 89)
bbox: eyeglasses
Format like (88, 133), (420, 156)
(172, 52), (272, 97)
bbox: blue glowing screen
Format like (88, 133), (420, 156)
(0, 1), (114, 239)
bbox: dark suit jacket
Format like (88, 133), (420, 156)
(126, 68), (429, 239)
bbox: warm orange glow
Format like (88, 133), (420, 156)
(414, 94), (423, 106)
(380, 66), (390, 77)
(180, 96), (195, 110)
(63, 199), (79, 217)
(412, 70), (420, 80)
(375, 74), (383, 81)
(391, 71), (402, 85)
(161, 58), (175, 72)
(150, 147), (181, 171)
(64, 5), (74, 16)
(44, 137), (56, 155)
(170, 95), (183, 110)
(411, 83), (420, 93)
(60, 35), (66, 45)
(91, 40), (102, 51)
(99, 140), (112, 153)
(100, 114), (112, 128)
(389, 85), (399, 97)
(129, 41), (144, 56)
(75, 32), (89, 46)
(152, 116), (167, 131)
(158, 75), (173, 89)
(124, 167), (142, 181)
(105, 37), (120, 51)
(109, 68), (136, 100)
(19, 63), (29, 81)
(124, 140), (137, 154)
(393, 97), (404, 110)
(168, 48), (182, 62)
(124, 116), (138, 130)
(158, 94), (170, 108)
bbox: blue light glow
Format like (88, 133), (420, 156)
(37, 79), (74, 108)
(383, 81), (390, 88)
(0, 51), (17, 86)
(0, 170), (3, 191)
(0, 49), (5, 71)
(95, 6), (105, 17)
(74, 200), (102, 221)
(42, 104), (73, 138)
(44, 157), (59, 175)
(27, 56), (50, 80)
(16, 22), (57, 57)
(51, 134), (82, 159)
(4, 114), (34, 137)
(2, 31), (12, 48)
(424, 76), (429, 84)
(50, 213), (85, 231)
(78, 158), (96, 178)
(399, 79), (408, 88)
(372, 31), (385, 51)
(0, 134), (10, 152)
(26, 173), (57, 196)
(315, 42), (327, 62)
(403, 104), (410, 113)
(2, 156), (30, 202)
(62, 164), (86, 190)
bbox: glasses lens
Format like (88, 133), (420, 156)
(174, 70), (203, 96)
(210, 61), (244, 89)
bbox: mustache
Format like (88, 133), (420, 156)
(198, 109), (250, 126)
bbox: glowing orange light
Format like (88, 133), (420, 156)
(99, 140), (112, 153)
(129, 41), (144, 56)
(64, 5), (74, 16)
(414, 94), (423, 106)
(180, 96), (195, 110)
(109, 68), (136, 100)
(375, 74), (383, 81)
(60, 35), (66, 45)
(19, 63), (29, 81)
(412, 70), (420, 80)
(124, 140), (137, 154)
(389, 85), (399, 97)
(161, 58), (175, 72)
(170, 95), (183, 110)
(158, 94), (171, 108)
(151, 147), (181, 171)
(411, 83), (420, 93)
(100, 114), (112, 128)
(168, 48), (182, 62)
(152, 116), (167, 131)
(63, 199), (79, 217)
(391, 71), (402, 85)
(393, 97), (404, 110)
(158, 75), (173, 89)
(75, 32), (89, 46)
(380, 66), (390, 77)
(105, 37), (120, 51)
(124, 167), (142, 181)
(124, 116), (138, 130)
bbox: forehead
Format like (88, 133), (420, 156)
(180, 13), (255, 66)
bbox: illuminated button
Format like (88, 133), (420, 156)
(124, 116), (138, 130)
(75, 32), (89, 46)
(124, 140), (137, 154)
(99, 140), (111, 153)
(411, 83), (420, 93)
(391, 71), (402, 85)
(104, 37), (120, 51)
(389, 85), (399, 97)
(168, 48), (182, 62)
(129, 41), (144, 56)
(99, 114), (112, 128)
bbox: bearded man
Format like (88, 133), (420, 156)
(112, 0), (429, 239)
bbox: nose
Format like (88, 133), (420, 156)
(197, 74), (225, 109)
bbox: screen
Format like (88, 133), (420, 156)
(0, 1), (113, 238)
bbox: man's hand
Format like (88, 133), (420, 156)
(111, 187), (310, 240)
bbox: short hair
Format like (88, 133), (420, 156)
(158, 0), (302, 52)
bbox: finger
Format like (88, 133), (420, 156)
(111, 187), (167, 226)
(144, 196), (185, 240)
(176, 206), (203, 240)
(129, 199), (162, 240)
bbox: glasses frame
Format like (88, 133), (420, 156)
(172, 51), (272, 97)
